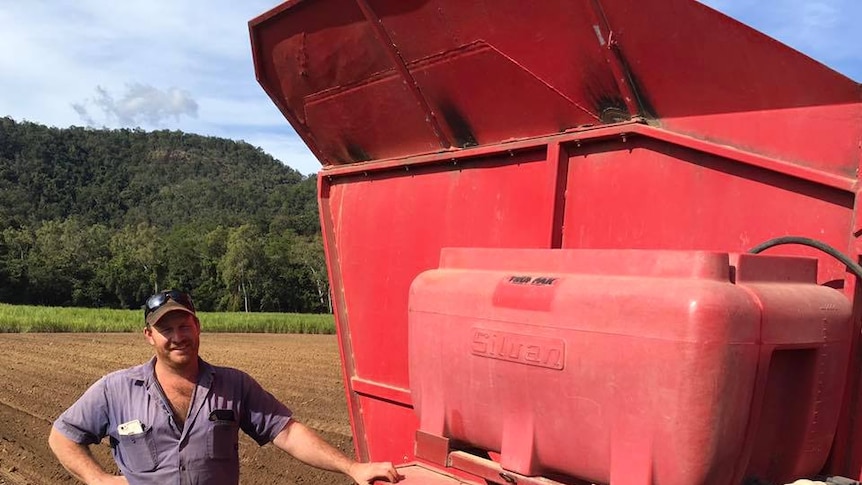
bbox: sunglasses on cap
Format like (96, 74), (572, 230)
(144, 290), (196, 320)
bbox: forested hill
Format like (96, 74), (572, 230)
(0, 117), (328, 313)
(0, 117), (316, 231)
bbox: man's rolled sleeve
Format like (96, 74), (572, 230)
(53, 376), (110, 445)
(237, 372), (292, 445)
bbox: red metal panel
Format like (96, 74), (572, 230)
(356, 394), (418, 465)
(318, 175), (370, 460)
(409, 249), (852, 485)
(251, 0), (860, 169)
(562, 136), (855, 285)
(250, 0), (397, 162)
(659, 105), (862, 179)
(304, 72), (441, 163)
(365, 0), (618, 133)
(597, 0), (862, 176)
(328, 149), (556, 388)
(320, 149), (560, 462)
(397, 42), (595, 149)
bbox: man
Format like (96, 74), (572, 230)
(48, 289), (400, 484)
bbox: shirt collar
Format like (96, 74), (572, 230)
(135, 356), (215, 388)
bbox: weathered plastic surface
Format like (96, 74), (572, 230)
(249, 0), (862, 483)
(410, 249), (851, 485)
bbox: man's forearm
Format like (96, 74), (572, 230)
(272, 420), (355, 474)
(48, 426), (118, 484)
(272, 420), (400, 483)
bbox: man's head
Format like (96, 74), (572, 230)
(143, 290), (201, 369)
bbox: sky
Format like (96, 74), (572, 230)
(0, 1), (859, 177)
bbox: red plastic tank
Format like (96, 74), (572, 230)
(409, 249), (852, 485)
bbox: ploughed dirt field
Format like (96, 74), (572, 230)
(0, 333), (355, 484)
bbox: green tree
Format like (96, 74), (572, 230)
(26, 218), (111, 306)
(162, 224), (207, 293)
(290, 234), (329, 312)
(193, 225), (231, 311)
(270, 175), (320, 236)
(0, 226), (34, 303)
(104, 223), (165, 308)
(219, 224), (267, 312)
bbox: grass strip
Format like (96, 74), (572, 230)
(0, 303), (335, 334)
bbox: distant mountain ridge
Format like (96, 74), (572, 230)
(0, 116), (317, 232)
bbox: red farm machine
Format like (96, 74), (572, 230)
(249, 1), (862, 484)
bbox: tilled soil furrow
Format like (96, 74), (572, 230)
(0, 400), (80, 484)
(0, 400), (52, 425)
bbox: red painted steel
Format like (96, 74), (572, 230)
(250, 0), (862, 483)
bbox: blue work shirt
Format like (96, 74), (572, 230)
(53, 357), (292, 485)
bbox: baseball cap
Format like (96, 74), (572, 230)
(144, 290), (197, 327)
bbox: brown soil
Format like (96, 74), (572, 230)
(0, 333), (355, 484)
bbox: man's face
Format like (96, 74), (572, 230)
(145, 312), (200, 369)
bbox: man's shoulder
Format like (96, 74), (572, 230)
(203, 361), (265, 391)
(100, 361), (152, 385)
(207, 362), (253, 381)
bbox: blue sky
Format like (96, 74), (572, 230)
(0, 1), (859, 176)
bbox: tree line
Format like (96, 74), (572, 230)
(0, 117), (328, 313)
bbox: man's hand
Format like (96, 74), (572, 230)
(347, 461), (402, 484)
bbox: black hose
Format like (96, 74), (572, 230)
(748, 236), (862, 281)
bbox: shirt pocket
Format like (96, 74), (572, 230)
(207, 418), (239, 460)
(117, 426), (158, 472)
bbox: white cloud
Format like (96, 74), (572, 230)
(74, 84), (199, 127)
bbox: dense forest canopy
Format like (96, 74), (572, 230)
(0, 117), (328, 313)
